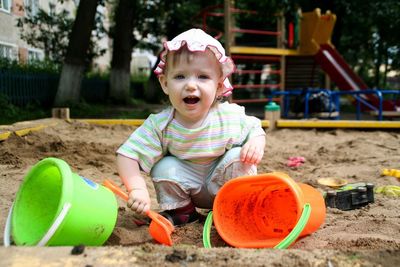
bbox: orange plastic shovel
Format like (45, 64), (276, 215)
(103, 179), (174, 246)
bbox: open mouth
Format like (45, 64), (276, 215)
(183, 96), (200, 104)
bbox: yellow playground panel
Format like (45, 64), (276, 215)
(299, 8), (337, 55)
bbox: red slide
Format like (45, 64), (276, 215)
(315, 44), (397, 111)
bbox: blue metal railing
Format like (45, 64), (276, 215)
(265, 88), (400, 121)
(331, 90), (383, 120)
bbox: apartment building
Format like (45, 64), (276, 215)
(0, 1), (153, 74)
(0, 0), (81, 63)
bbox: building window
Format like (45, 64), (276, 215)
(28, 49), (44, 62)
(24, 0), (39, 17)
(0, 0), (11, 13)
(0, 42), (17, 60)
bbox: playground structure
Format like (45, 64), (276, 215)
(198, 2), (400, 119)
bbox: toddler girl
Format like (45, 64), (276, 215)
(117, 28), (266, 225)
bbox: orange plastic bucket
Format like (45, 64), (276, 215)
(212, 172), (326, 248)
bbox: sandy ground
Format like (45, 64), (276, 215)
(1, 118), (400, 266)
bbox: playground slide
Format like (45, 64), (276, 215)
(315, 44), (396, 111)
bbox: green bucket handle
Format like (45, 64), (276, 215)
(203, 203), (311, 249)
(3, 202), (72, 247)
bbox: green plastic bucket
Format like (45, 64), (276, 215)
(11, 157), (118, 246)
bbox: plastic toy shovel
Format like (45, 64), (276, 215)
(103, 179), (174, 246)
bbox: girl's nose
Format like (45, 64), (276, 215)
(185, 78), (197, 90)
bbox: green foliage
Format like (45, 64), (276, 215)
(85, 69), (110, 80)
(86, 1), (108, 70)
(107, 0), (222, 53)
(0, 95), (49, 125)
(16, 3), (73, 65)
(131, 73), (149, 83)
(0, 57), (60, 74)
(17, 1), (107, 69)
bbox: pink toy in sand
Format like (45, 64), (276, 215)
(287, 157), (306, 167)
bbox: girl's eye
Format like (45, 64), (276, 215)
(174, 74), (185, 80)
(199, 74), (209, 79)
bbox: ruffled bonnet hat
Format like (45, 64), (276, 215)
(154, 28), (236, 96)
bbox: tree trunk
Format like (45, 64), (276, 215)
(56, 64), (85, 103)
(54, 0), (99, 107)
(144, 57), (163, 103)
(110, 69), (131, 100)
(374, 38), (384, 88)
(383, 48), (389, 89)
(109, 0), (136, 103)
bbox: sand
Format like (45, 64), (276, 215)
(0, 118), (399, 266)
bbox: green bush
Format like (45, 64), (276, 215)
(0, 58), (60, 74)
(0, 94), (49, 125)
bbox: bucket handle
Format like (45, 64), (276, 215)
(203, 203), (311, 249)
(3, 203), (13, 247)
(274, 203), (311, 249)
(3, 202), (71, 247)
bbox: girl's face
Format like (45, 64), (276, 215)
(158, 49), (223, 127)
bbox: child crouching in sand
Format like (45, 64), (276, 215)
(116, 28), (266, 225)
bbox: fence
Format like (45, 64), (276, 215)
(0, 70), (133, 107)
(0, 70), (59, 106)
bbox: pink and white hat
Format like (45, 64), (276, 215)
(154, 28), (236, 96)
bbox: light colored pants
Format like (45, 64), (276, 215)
(150, 147), (257, 210)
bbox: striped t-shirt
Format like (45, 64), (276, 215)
(117, 102), (265, 173)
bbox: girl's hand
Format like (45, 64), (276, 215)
(127, 187), (151, 215)
(240, 135), (266, 165)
